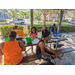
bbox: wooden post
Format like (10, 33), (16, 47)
(30, 9), (33, 30)
(43, 14), (46, 25)
(58, 9), (64, 32)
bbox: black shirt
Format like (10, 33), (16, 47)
(36, 40), (54, 55)
(42, 29), (48, 35)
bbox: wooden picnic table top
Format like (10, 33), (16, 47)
(2, 37), (68, 47)
(25, 38), (68, 47)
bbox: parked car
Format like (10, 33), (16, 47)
(9, 19), (25, 25)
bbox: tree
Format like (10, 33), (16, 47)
(69, 11), (75, 18)
(33, 9), (42, 24)
(8, 9), (19, 20)
(18, 9), (30, 19)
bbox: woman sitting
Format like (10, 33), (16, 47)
(13, 26), (25, 39)
(0, 31), (25, 65)
(50, 23), (62, 37)
(13, 26), (25, 41)
(41, 25), (48, 36)
(50, 23), (63, 48)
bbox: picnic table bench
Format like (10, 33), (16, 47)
(19, 47), (75, 65)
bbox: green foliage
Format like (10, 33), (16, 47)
(18, 9), (30, 17)
(0, 25), (23, 37)
(33, 9), (42, 20)
(27, 24), (75, 33)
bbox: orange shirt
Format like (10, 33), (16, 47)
(16, 30), (25, 36)
(2, 40), (23, 65)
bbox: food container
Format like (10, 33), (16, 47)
(37, 32), (42, 38)
(5, 38), (9, 41)
(26, 37), (32, 44)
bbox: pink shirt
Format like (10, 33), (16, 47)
(30, 31), (38, 37)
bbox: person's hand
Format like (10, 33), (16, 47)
(51, 32), (53, 35)
(41, 27), (43, 31)
(53, 52), (57, 56)
(54, 27), (56, 30)
(51, 55), (57, 59)
(18, 34), (20, 36)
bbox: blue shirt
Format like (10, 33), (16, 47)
(50, 28), (57, 35)
(50, 28), (62, 37)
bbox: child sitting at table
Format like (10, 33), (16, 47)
(30, 27), (38, 55)
(30, 27), (38, 38)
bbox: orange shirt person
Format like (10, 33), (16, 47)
(0, 31), (25, 65)
(13, 26), (25, 39)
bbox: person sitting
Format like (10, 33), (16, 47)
(13, 26), (25, 39)
(30, 27), (38, 55)
(50, 23), (63, 48)
(36, 31), (57, 65)
(0, 31), (25, 65)
(30, 27), (38, 38)
(41, 25), (48, 36)
(50, 23), (62, 37)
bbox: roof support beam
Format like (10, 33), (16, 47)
(30, 9), (33, 30)
(58, 9), (64, 32)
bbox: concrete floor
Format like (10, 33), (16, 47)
(1, 32), (75, 65)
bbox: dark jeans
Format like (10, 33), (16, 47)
(16, 38), (22, 41)
(37, 54), (56, 65)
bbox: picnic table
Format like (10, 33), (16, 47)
(25, 37), (68, 50)
(2, 37), (75, 65)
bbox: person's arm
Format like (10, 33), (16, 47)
(19, 41), (25, 51)
(50, 28), (53, 35)
(41, 28), (43, 32)
(53, 27), (57, 33)
(0, 43), (4, 56)
(39, 42), (56, 58)
(36, 31), (38, 38)
(21, 36), (25, 39)
(20, 30), (25, 39)
(44, 47), (57, 55)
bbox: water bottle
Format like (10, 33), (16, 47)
(33, 34), (34, 37)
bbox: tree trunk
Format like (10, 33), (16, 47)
(13, 13), (14, 20)
(4, 10), (6, 24)
(30, 9), (33, 30)
(43, 14), (46, 25)
(58, 10), (64, 32)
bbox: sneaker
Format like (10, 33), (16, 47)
(51, 59), (56, 64)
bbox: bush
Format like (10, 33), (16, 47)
(0, 25), (23, 37)
(27, 24), (53, 33)
(27, 24), (75, 33)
